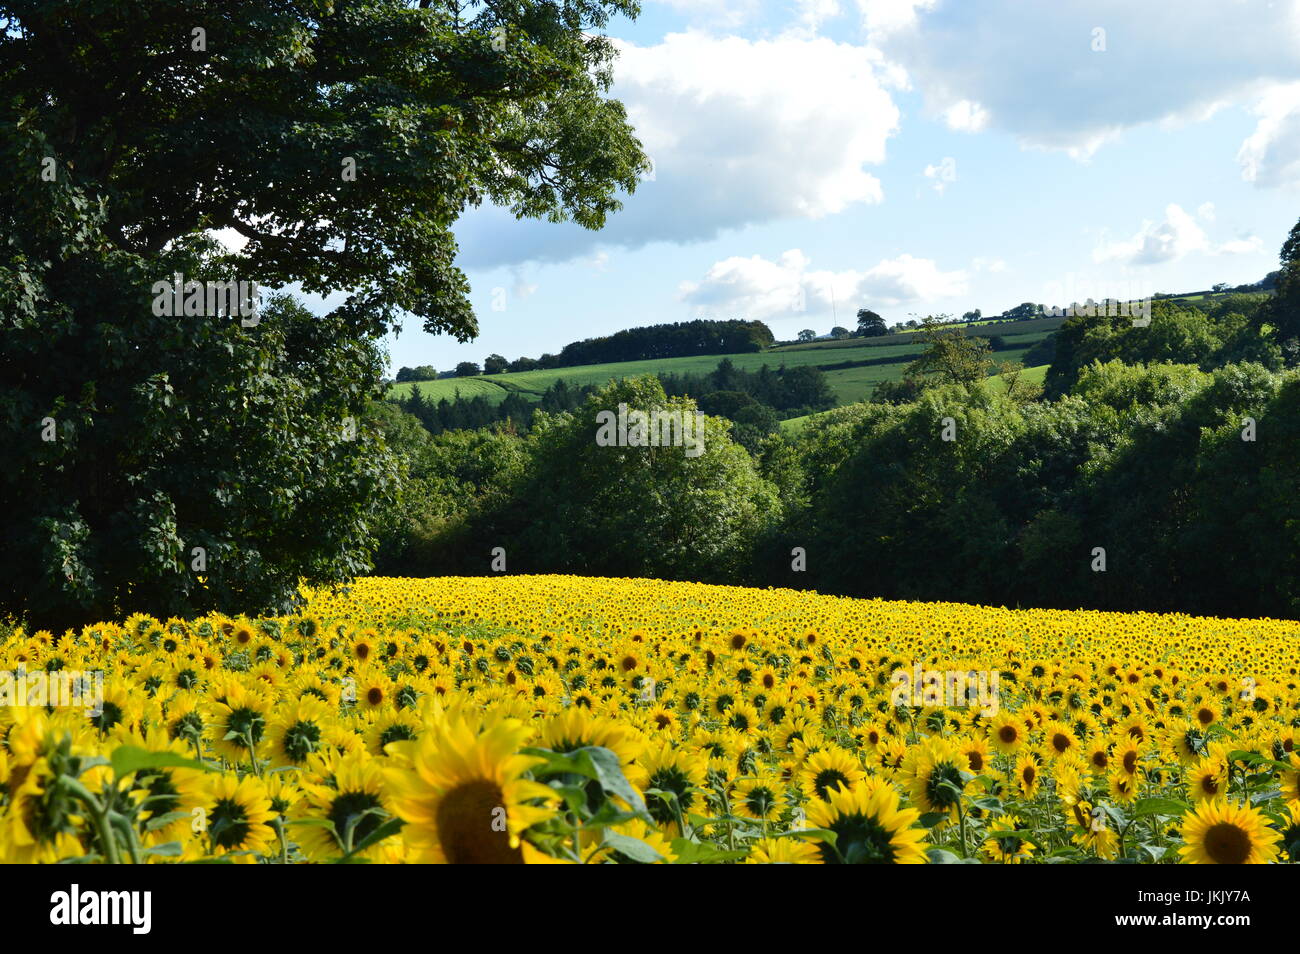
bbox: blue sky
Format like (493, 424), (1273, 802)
(365, 0), (1300, 372)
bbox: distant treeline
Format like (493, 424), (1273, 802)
(391, 318), (777, 382)
(397, 379), (595, 435)
(391, 359), (836, 453)
(658, 358), (834, 415)
(553, 319), (774, 367)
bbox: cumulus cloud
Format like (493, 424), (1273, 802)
(923, 157), (957, 193)
(1238, 81), (1300, 189)
(1092, 204), (1264, 265)
(867, 0), (1300, 157)
(454, 31), (900, 268)
(678, 249), (967, 318)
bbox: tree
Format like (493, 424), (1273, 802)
(483, 354), (508, 374)
(488, 377), (780, 580)
(508, 356), (540, 372)
(903, 316), (993, 393)
(455, 361), (481, 377)
(1266, 216), (1300, 359)
(830, 326), (851, 339)
(962, 309), (982, 322)
(395, 365), (437, 382)
(0, 0), (648, 627)
(856, 308), (886, 337)
(797, 329), (817, 342)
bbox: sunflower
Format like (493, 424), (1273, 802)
(1107, 767), (1139, 805)
(806, 781), (928, 864)
(1280, 754), (1300, 806)
(988, 712), (1026, 754)
(799, 746), (866, 803)
(1187, 758), (1228, 803)
(900, 737), (972, 820)
(1277, 802), (1300, 862)
(1040, 720), (1079, 760)
(190, 773), (275, 863)
(1014, 753), (1041, 799)
(1069, 799), (1119, 861)
(383, 709), (557, 863)
(264, 695), (332, 767)
(982, 815), (1036, 863)
(205, 679), (271, 766)
(1159, 719), (1208, 766)
(1178, 799), (1282, 864)
(732, 774), (783, 821)
(959, 736), (991, 775)
(1113, 736), (1143, 777)
(1082, 737), (1112, 775)
(293, 750), (398, 862)
(363, 707), (423, 757)
(638, 742), (709, 835)
(745, 836), (824, 864)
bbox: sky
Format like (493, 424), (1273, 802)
(331, 0), (1300, 372)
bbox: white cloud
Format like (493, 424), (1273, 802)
(972, 256), (1007, 273)
(208, 227), (249, 255)
(942, 99), (989, 133)
(1197, 201), (1217, 222)
(868, 0), (1300, 157)
(1238, 81), (1300, 189)
(454, 32), (901, 267)
(923, 156), (957, 193)
(1092, 203), (1264, 265)
(678, 249), (967, 318)
(647, 0), (759, 29)
(856, 0), (940, 38)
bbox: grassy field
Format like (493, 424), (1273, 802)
(390, 318), (1061, 408)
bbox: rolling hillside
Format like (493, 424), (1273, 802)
(389, 317), (1064, 408)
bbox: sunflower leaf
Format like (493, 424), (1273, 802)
(602, 832), (663, 864)
(110, 745), (213, 778)
(1133, 797), (1189, 817)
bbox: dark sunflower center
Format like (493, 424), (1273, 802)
(209, 797), (252, 850)
(283, 721), (322, 762)
(329, 791), (386, 850)
(823, 813), (899, 864)
(227, 706), (265, 745)
(435, 780), (522, 864)
(378, 724), (417, 748)
(926, 762), (965, 808)
(92, 701), (124, 732)
(1203, 822), (1252, 864)
(814, 768), (850, 801)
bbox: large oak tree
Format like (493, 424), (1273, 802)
(0, 0), (648, 628)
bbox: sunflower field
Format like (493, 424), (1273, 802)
(1, 575), (1298, 864)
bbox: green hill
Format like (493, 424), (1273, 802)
(389, 316), (1064, 408)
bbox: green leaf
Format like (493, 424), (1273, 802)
(342, 817), (403, 859)
(111, 745), (213, 778)
(668, 839), (748, 864)
(1133, 797), (1190, 817)
(143, 842), (184, 857)
(602, 832), (664, 864)
(926, 848), (979, 864)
